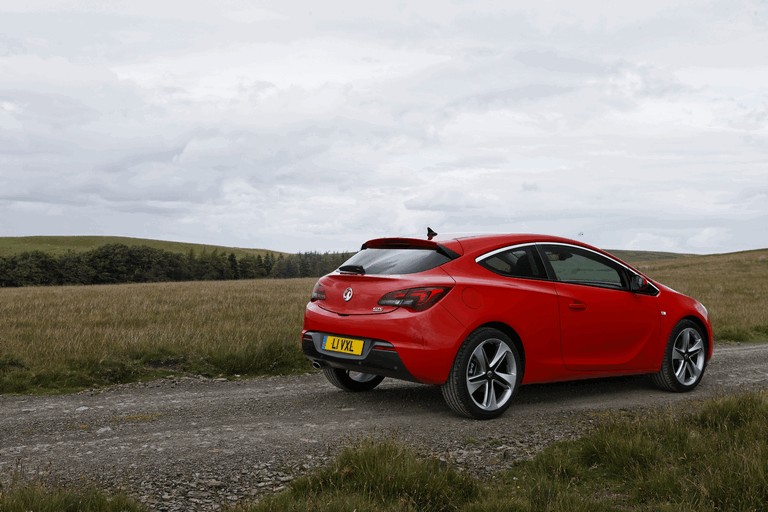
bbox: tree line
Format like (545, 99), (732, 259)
(0, 244), (354, 287)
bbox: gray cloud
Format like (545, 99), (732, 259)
(0, 1), (766, 253)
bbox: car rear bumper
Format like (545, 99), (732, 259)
(302, 301), (467, 384)
(302, 331), (418, 382)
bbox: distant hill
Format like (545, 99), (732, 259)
(0, 235), (752, 268)
(0, 236), (282, 258)
(608, 249), (693, 266)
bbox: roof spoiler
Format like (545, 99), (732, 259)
(361, 237), (461, 260)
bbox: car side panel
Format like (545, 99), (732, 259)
(436, 271), (565, 384)
(555, 282), (661, 371)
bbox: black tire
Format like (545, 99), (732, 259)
(441, 327), (522, 420)
(322, 368), (385, 392)
(651, 319), (708, 392)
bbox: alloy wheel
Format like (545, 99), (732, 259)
(465, 338), (518, 411)
(671, 327), (705, 386)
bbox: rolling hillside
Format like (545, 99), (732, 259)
(1, 235), (692, 261)
(0, 236), (281, 258)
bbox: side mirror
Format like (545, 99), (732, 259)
(629, 274), (648, 292)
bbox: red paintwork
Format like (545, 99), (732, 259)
(302, 234), (714, 386)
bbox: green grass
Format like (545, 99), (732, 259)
(0, 235), (279, 258)
(0, 482), (144, 512)
(486, 392), (768, 511)
(236, 439), (480, 512)
(241, 392), (768, 512)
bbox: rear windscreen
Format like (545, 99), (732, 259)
(340, 248), (451, 275)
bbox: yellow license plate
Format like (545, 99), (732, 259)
(322, 335), (364, 356)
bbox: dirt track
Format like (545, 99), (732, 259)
(1, 343), (767, 511)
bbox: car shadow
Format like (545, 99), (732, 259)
(515, 374), (656, 405)
(327, 374), (660, 416)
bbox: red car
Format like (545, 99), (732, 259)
(302, 233), (713, 419)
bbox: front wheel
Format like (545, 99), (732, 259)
(322, 367), (384, 392)
(651, 320), (708, 392)
(441, 328), (522, 419)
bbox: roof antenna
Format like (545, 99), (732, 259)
(427, 227), (437, 240)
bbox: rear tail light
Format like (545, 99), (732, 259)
(378, 287), (451, 311)
(310, 282), (326, 301)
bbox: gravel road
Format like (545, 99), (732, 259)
(2, 343), (767, 511)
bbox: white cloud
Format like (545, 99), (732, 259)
(628, 233), (684, 253)
(688, 227), (730, 249)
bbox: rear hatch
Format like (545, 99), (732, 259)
(312, 238), (461, 316)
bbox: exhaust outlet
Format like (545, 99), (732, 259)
(312, 361), (322, 369)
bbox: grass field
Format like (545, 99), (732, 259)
(0, 279), (315, 393)
(0, 236), (279, 258)
(4, 391), (767, 511)
(1, 249), (767, 394)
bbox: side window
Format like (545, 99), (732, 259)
(541, 245), (625, 289)
(478, 246), (546, 279)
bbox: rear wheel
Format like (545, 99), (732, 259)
(441, 328), (522, 419)
(322, 368), (385, 392)
(651, 319), (708, 392)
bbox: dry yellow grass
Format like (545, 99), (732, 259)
(0, 279), (316, 392)
(635, 249), (768, 342)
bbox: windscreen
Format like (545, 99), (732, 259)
(340, 248), (451, 275)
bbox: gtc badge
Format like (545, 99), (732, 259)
(343, 287), (353, 302)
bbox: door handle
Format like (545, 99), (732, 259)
(568, 302), (587, 311)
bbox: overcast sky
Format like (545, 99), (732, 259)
(1, 1), (766, 254)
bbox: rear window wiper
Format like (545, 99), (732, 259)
(339, 265), (366, 275)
